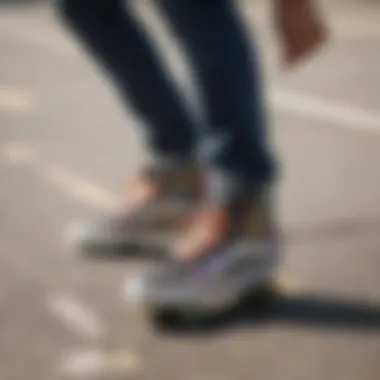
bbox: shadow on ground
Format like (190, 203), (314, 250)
(78, 218), (380, 336)
(152, 292), (380, 336)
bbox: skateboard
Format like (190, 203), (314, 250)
(141, 280), (279, 330)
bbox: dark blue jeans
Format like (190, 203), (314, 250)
(57, 0), (275, 187)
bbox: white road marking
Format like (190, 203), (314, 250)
(44, 165), (114, 210)
(270, 89), (380, 133)
(0, 86), (35, 111)
(49, 294), (105, 340)
(2, 143), (108, 340)
(2, 140), (305, 343)
(4, 141), (115, 210)
(0, 236), (106, 341)
(61, 349), (141, 376)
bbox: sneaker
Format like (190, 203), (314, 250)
(67, 158), (201, 255)
(125, 185), (280, 310)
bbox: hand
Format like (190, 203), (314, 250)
(275, 0), (328, 68)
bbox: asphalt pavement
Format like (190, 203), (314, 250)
(0, 1), (380, 379)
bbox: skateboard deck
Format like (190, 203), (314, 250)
(143, 280), (279, 330)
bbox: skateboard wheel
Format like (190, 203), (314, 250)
(244, 281), (280, 306)
(142, 303), (212, 331)
(144, 304), (183, 330)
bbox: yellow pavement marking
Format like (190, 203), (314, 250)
(44, 165), (114, 210)
(275, 274), (303, 295)
(4, 141), (115, 210)
(0, 86), (36, 111)
(3, 142), (305, 296)
(3, 140), (303, 348)
(2, 142), (116, 340)
(61, 349), (141, 376)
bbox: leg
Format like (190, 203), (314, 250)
(56, 0), (196, 159)
(56, 0), (201, 253)
(158, 0), (276, 188)
(125, 0), (280, 307)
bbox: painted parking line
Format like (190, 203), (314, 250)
(2, 142), (108, 341)
(271, 89), (380, 134)
(61, 349), (141, 377)
(49, 294), (105, 340)
(0, 86), (36, 111)
(2, 140), (302, 354)
(0, 235), (106, 341)
(4, 141), (114, 210)
(44, 165), (114, 210)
